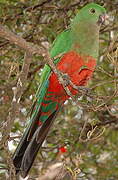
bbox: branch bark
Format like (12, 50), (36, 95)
(0, 24), (45, 55)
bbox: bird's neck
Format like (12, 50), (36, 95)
(71, 21), (100, 60)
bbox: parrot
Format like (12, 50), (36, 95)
(13, 3), (106, 178)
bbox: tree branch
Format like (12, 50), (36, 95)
(0, 24), (45, 55)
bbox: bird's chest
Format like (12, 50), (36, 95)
(48, 51), (96, 98)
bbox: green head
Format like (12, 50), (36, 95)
(71, 3), (106, 60)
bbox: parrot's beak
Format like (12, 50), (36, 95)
(97, 13), (107, 25)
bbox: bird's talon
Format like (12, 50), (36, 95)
(59, 72), (70, 86)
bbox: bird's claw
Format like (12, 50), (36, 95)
(59, 72), (70, 86)
(58, 71), (92, 96)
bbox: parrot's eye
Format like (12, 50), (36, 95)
(90, 8), (96, 14)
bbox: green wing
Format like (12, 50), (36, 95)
(34, 29), (72, 108)
(25, 29), (72, 136)
(39, 29), (72, 88)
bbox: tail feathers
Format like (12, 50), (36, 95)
(12, 111), (40, 172)
(20, 129), (42, 178)
(12, 128), (30, 173)
(20, 111), (57, 178)
(20, 110), (58, 178)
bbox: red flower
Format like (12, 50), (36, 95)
(59, 146), (67, 153)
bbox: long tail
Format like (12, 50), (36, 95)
(12, 108), (61, 178)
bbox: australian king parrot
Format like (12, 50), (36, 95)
(13, 3), (106, 178)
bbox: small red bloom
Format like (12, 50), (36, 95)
(59, 146), (67, 153)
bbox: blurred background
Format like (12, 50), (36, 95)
(0, 0), (118, 179)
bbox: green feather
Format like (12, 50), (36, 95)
(42, 102), (57, 113)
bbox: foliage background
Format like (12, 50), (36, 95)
(0, 0), (118, 179)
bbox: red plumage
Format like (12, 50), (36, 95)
(48, 51), (96, 101)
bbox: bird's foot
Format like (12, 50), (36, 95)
(58, 71), (70, 87)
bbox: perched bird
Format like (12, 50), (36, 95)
(13, 3), (106, 178)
